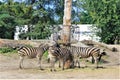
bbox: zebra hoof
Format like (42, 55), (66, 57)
(85, 66), (88, 68)
(59, 66), (61, 68)
(96, 66), (105, 69)
(54, 69), (56, 72)
(50, 69), (56, 72)
(78, 66), (80, 68)
(74, 66), (77, 68)
(81, 67), (85, 69)
(96, 66), (99, 69)
(19, 66), (23, 69)
(39, 68), (44, 70)
(19, 68), (22, 69)
(50, 69), (52, 72)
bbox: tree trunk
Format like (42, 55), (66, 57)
(62, 0), (72, 46)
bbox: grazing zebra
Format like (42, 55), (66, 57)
(48, 46), (74, 71)
(17, 44), (49, 70)
(64, 46), (106, 68)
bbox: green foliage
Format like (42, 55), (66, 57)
(79, 0), (120, 44)
(3, 0), (119, 43)
(43, 50), (48, 59)
(0, 13), (16, 39)
(0, 47), (17, 53)
(0, 0), (80, 40)
(79, 12), (93, 24)
(33, 21), (51, 39)
(0, 1), (17, 39)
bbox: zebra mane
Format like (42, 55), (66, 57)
(41, 44), (49, 51)
(39, 43), (44, 48)
(17, 45), (24, 51)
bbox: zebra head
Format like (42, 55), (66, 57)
(42, 44), (49, 51)
(100, 49), (107, 56)
(48, 46), (56, 53)
(98, 49), (107, 62)
(12, 44), (24, 51)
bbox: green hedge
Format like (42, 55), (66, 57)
(0, 47), (17, 53)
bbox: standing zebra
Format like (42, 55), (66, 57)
(65, 46), (106, 68)
(48, 46), (74, 71)
(17, 44), (49, 70)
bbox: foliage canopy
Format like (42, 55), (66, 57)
(0, 0), (119, 44)
(79, 0), (120, 44)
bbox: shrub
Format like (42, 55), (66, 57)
(0, 47), (16, 53)
(43, 51), (48, 59)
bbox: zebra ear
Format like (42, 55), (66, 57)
(43, 43), (48, 46)
(42, 43), (49, 48)
(16, 45), (23, 50)
(39, 43), (44, 47)
(48, 43), (54, 46)
(103, 49), (105, 51)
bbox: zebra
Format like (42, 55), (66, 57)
(17, 44), (49, 70)
(48, 46), (74, 71)
(64, 46), (106, 68)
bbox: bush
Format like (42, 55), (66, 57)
(43, 51), (48, 59)
(0, 47), (16, 53)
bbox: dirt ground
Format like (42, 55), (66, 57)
(0, 48), (120, 79)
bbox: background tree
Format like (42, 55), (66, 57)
(1, 0), (119, 44)
(62, 0), (72, 45)
(18, 0), (65, 40)
(0, 0), (80, 40)
(79, 0), (120, 44)
(0, 0), (17, 39)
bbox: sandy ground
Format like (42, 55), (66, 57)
(0, 49), (120, 79)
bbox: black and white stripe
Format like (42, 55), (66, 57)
(18, 44), (49, 69)
(65, 46), (106, 68)
(48, 46), (74, 71)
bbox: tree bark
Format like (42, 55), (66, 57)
(62, 0), (72, 46)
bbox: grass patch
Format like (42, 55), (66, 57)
(0, 52), (17, 57)
(43, 50), (48, 59)
(0, 44), (33, 55)
(0, 47), (17, 57)
(0, 47), (17, 54)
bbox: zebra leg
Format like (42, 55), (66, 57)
(59, 59), (61, 68)
(94, 57), (99, 68)
(47, 55), (50, 63)
(19, 56), (24, 69)
(92, 56), (95, 64)
(53, 59), (56, 71)
(77, 57), (80, 68)
(47, 58), (50, 63)
(38, 58), (42, 70)
(83, 59), (88, 68)
(62, 61), (65, 70)
(37, 56), (43, 70)
(75, 60), (77, 67)
(74, 58), (77, 68)
(62, 59), (66, 70)
(50, 57), (56, 72)
(77, 60), (80, 68)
